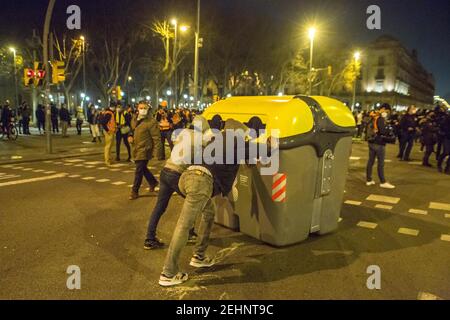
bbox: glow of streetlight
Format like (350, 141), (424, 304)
(226, 93), (232, 98)
(171, 18), (177, 26)
(166, 90), (172, 96)
(128, 76), (132, 81)
(308, 27), (316, 40)
(9, 47), (16, 54)
(180, 25), (189, 32)
(80, 35), (85, 41)
(146, 96), (151, 101)
(80, 93), (86, 98)
(183, 94), (188, 99)
(86, 97), (90, 101)
(131, 98), (136, 103)
(354, 51), (361, 61)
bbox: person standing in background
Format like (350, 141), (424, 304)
(99, 105), (117, 166)
(115, 104), (132, 162)
(75, 107), (85, 135)
(397, 105), (418, 161)
(50, 103), (59, 134)
(36, 104), (45, 135)
(59, 104), (70, 138)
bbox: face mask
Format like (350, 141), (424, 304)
(138, 109), (148, 117)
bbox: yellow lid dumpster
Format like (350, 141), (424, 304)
(203, 95), (356, 246)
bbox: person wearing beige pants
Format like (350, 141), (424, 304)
(104, 131), (115, 165)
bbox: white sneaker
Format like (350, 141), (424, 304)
(366, 181), (376, 186)
(380, 182), (395, 189)
(159, 272), (189, 287)
(189, 255), (216, 268)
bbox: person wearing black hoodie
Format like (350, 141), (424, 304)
(437, 112), (450, 174)
(398, 105), (418, 161)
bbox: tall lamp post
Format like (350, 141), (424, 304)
(171, 19), (178, 108)
(9, 47), (19, 112)
(193, 0), (201, 107)
(352, 51), (361, 112)
(80, 35), (86, 112)
(308, 27), (316, 96)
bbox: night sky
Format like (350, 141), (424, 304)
(1, 0), (449, 97)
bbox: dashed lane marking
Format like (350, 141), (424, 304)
(123, 170), (134, 173)
(13, 167), (24, 170)
(109, 164), (127, 168)
(375, 204), (393, 210)
(357, 221), (378, 229)
(109, 169), (120, 172)
(44, 171), (56, 174)
(64, 159), (85, 163)
(74, 164), (84, 167)
(0, 173), (67, 187)
(1, 165), (15, 168)
(441, 234), (450, 242)
(429, 202), (450, 211)
(63, 163), (74, 166)
(112, 181), (126, 186)
(408, 209), (428, 215)
(98, 167), (108, 170)
(344, 200), (362, 206)
(85, 161), (103, 165)
(349, 156), (361, 160)
(398, 228), (419, 236)
(53, 161), (63, 164)
(96, 179), (110, 183)
(366, 194), (400, 204)
(22, 168), (33, 171)
(33, 169), (45, 173)
(82, 177), (95, 180)
(0, 175), (21, 180)
(68, 175), (81, 178)
(445, 214), (450, 219)
(85, 165), (95, 168)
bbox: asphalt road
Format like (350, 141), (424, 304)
(0, 141), (449, 300)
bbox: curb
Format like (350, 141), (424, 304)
(0, 151), (104, 166)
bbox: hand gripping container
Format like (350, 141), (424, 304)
(202, 95), (356, 246)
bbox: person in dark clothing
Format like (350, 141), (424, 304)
(21, 104), (31, 135)
(115, 104), (132, 162)
(435, 105), (448, 160)
(36, 104), (46, 134)
(366, 103), (395, 189)
(398, 105), (418, 161)
(419, 112), (438, 167)
(1, 101), (12, 138)
(437, 113), (450, 174)
(59, 105), (71, 137)
(50, 104), (59, 133)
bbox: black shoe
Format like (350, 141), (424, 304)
(188, 232), (198, 243)
(92, 138), (97, 143)
(144, 238), (165, 250)
(129, 192), (139, 200)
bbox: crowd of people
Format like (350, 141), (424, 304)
(360, 103), (450, 189)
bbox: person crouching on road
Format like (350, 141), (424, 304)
(100, 105), (117, 166)
(366, 103), (395, 189)
(143, 116), (217, 250)
(128, 101), (161, 200)
(159, 119), (271, 287)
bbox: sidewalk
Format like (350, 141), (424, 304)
(0, 127), (104, 165)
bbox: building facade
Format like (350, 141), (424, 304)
(356, 35), (435, 110)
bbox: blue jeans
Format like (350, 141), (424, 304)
(162, 170), (215, 277)
(146, 168), (183, 240)
(366, 143), (386, 183)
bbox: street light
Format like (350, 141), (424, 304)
(9, 47), (19, 110)
(352, 51), (361, 111)
(166, 90), (172, 96)
(308, 27), (316, 95)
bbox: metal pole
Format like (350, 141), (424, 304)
(82, 38), (86, 112)
(193, 0), (200, 107)
(352, 59), (357, 112)
(173, 21), (178, 108)
(12, 50), (19, 112)
(43, 0), (56, 154)
(308, 37), (314, 96)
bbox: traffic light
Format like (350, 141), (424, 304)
(34, 62), (45, 87)
(198, 37), (203, 48)
(51, 60), (65, 84)
(23, 68), (35, 87)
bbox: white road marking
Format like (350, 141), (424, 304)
(68, 175), (81, 178)
(0, 173), (67, 187)
(63, 163), (74, 166)
(344, 200), (362, 206)
(13, 167), (24, 170)
(384, 159), (392, 163)
(44, 171), (56, 174)
(112, 181), (126, 185)
(398, 228), (419, 236)
(366, 194), (400, 204)
(127, 184), (133, 188)
(408, 209), (428, 215)
(0, 175), (21, 180)
(82, 177), (95, 180)
(429, 202), (450, 211)
(0, 173), (5, 175)
(417, 292), (443, 300)
(85, 165), (95, 168)
(375, 204), (393, 210)
(123, 170), (134, 173)
(357, 221), (378, 229)
(1, 165), (15, 168)
(349, 156), (361, 160)
(110, 163), (127, 167)
(96, 179), (110, 183)
(109, 169), (120, 172)
(43, 161), (53, 163)
(440, 234), (450, 242)
(98, 167), (108, 170)
(64, 159), (85, 163)
(85, 161), (103, 165)
(445, 214), (450, 219)
(408, 161), (422, 165)
(22, 168), (33, 171)
(53, 161), (63, 164)
(33, 169), (45, 173)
